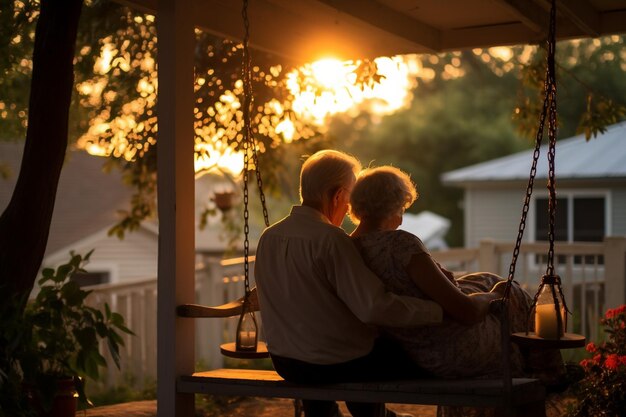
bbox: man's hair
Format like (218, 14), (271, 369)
(349, 166), (418, 224)
(300, 150), (361, 206)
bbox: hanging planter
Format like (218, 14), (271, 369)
(213, 190), (236, 212)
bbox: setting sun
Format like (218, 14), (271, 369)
(310, 58), (348, 88)
(287, 55), (421, 126)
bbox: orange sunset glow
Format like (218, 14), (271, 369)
(76, 41), (427, 177)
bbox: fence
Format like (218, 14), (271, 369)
(85, 237), (626, 389)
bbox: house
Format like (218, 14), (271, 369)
(0, 143), (246, 287)
(442, 121), (626, 249)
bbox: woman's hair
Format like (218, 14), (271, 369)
(349, 166), (418, 224)
(300, 150), (361, 206)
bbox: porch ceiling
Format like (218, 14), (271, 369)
(117, 0), (626, 62)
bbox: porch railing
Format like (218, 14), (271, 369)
(85, 237), (626, 389)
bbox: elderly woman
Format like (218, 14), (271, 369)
(349, 166), (562, 383)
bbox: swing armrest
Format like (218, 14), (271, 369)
(177, 287), (259, 318)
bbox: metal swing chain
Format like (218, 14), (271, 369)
(502, 0), (556, 304)
(241, 0), (270, 305)
(496, 0), (558, 394)
(544, 16), (572, 318)
(545, 1), (558, 279)
(522, 0), (570, 319)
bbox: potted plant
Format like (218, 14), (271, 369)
(16, 250), (132, 416)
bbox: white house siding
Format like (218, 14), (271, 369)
(43, 226), (157, 284)
(465, 187), (527, 248)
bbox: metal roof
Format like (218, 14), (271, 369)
(442, 121), (626, 185)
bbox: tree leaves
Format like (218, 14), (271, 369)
(578, 94), (626, 140)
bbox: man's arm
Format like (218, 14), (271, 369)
(327, 232), (443, 327)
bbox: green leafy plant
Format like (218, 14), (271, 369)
(568, 305), (626, 416)
(17, 250), (133, 412)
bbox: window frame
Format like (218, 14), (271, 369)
(529, 189), (612, 244)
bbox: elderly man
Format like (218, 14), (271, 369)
(254, 150), (443, 417)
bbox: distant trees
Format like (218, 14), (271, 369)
(332, 39), (626, 246)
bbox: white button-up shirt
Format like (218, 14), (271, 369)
(254, 205), (443, 364)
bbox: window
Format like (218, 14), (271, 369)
(573, 198), (605, 242)
(534, 194), (607, 264)
(535, 197), (568, 242)
(534, 195), (605, 243)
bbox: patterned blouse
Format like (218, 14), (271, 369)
(352, 230), (529, 379)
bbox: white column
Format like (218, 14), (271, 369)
(156, 0), (196, 416)
(604, 236), (626, 309)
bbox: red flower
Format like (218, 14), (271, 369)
(586, 342), (597, 353)
(593, 353), (602, 364)
(605, 305), (626, 319)
(580, 358), (592, 369)
(604, 354), (620, 370)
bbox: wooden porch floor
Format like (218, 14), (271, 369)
(83, 394), (571, 416)
(83, 399), (438, 416)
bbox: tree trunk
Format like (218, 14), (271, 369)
(0, 0), (83, 305)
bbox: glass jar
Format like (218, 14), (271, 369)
(236, 310), (258, 351)
(534, 276), (567, 339)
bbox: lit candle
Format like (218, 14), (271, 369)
(535, 303), (566, 339)
(239, 330), (255, 349)
(236, 310), (258, 351)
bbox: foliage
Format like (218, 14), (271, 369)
(568, 305), (626, 416)
(514, 37), (626, 141)
(0, 250), (133, 413)
(0, 292), (33, 416)
(67, 2), (344, 237)
(0, 0), (38, 139)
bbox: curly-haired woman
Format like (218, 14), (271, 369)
(349, 166), (564, 385)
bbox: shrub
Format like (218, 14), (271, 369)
(568, 305), (626, 416)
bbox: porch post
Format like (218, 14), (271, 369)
(156, 0), (196, 416)
(604, 236), (626, 309)
(479, 239), (498, 273)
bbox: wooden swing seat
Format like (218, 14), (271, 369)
(177, 288), (547, 416)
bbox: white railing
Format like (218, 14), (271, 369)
(85, 278), (157, 390)
(432, 238), (626, 342)
(85, 237), (626, 389)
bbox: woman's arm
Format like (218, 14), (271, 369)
(406, 253), (501, 325)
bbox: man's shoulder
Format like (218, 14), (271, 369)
(262, 212), (347, 240)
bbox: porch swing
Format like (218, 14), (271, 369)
(177, 0), (584, 412)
